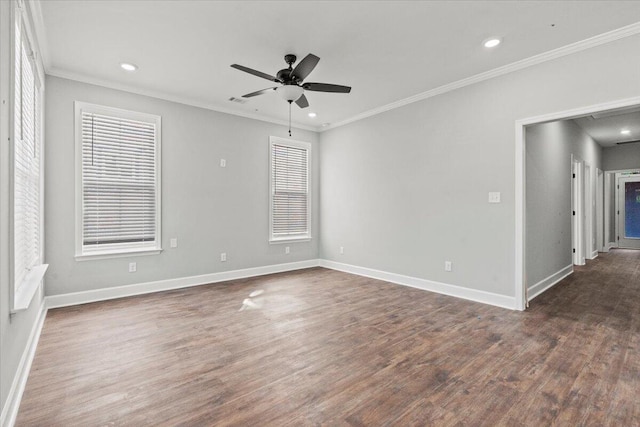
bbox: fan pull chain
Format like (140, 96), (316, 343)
(288, 101), (292, 137)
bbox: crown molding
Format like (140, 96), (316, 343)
(46, 68), (320, 132)
(323, 21), (640, 132)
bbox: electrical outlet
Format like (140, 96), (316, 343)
(220, 252), (227, 262)
(445, 261), (452, 272)
(488, 192), (501, 203)
(170, 238), (178, 248)
(340, 246), (344, 254)
(129, 262), (137, 273)
(285, 246), (290, 254)
(220, 159), (226, 168)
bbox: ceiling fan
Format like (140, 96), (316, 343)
(230, 53), (351, 109)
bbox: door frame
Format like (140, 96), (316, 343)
(596, 168), (604, 252)
(604, 171), (615, 251)
(584, 162), (596, 260)
(572, 157), (585, 266)
(615, 172), (640, 248)
(514, 96), (640, 311)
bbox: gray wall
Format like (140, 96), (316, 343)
(0, 0), (45, 417)
(45, 76), (319, 296)
(525, 120), (601, 288)
(602, 144), (640, 171)
(319, 34), (640, 298)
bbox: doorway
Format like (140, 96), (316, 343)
(617, 174), (640, 249)
(515, 95), (640, 310)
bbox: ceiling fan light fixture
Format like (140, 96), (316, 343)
(277, 85), (304, 102)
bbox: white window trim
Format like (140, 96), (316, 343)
(269, 136), (312, 243)
(74, 101), (162, 260)
(9, 0), (47, 313)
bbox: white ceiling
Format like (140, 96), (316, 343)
(37, 1), (640, 131)
(574, 109), (640, 147)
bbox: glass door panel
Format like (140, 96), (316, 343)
(625, 181), (640, 239)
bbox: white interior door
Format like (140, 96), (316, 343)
(596, 169), (604, 251)
(617, 175), (640, 249)
(572, 158), (585, 265)
(585, 163), (595, 259)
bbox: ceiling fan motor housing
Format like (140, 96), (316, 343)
(277, 69), (295, 83)
(279, 54), (300, 83)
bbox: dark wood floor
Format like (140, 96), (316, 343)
(16, 249), (640, 426)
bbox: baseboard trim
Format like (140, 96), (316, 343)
(590, 250), (599, 259)
(319, 259), (516, 310)
(527, 264), (573, 302)
(0, 300), (47, 427)
(46, 259), (320, 309)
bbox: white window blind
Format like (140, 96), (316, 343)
(76, 103), (161, 257)
(270, 138), (310, 241)
(13, 13), (43, 294)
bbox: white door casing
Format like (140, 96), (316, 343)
(616, 174), (640, 249)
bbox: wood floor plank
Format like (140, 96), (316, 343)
(16, 250), (640, 426)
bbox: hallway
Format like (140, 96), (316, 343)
(524, 248), (640, 424)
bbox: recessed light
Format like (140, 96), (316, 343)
(308, 112), (317, 118)
(621, 129), (631, 135)
(321, 123), (330, 127)
(483, 38), (501, 48)
(120, 62), (138, 72)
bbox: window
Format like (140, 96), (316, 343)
(269, 137), (311, 242)
(75, 102), (161, 259)
(11, 1), (47, 311)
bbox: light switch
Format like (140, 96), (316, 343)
(488, 192), (501, 203)
(220, 159), (226, 168)
(170, 238), (178, 248)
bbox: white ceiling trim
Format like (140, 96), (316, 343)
(323, 21), (640, 132)
(45, 67), (319, 132)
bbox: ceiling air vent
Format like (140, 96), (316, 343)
(228, 97), (248, 104)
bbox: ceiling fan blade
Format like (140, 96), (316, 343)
(302, 82), (351, 93)
(242, 87), (276, 98)
(291, 54), (320, 82)
(295, 94), (309, 109)
(231, 64), (280, 82)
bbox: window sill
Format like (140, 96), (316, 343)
(269, 237), (312, 244)
(12, 264), (49, 313)
(75, 248), (163, 261)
